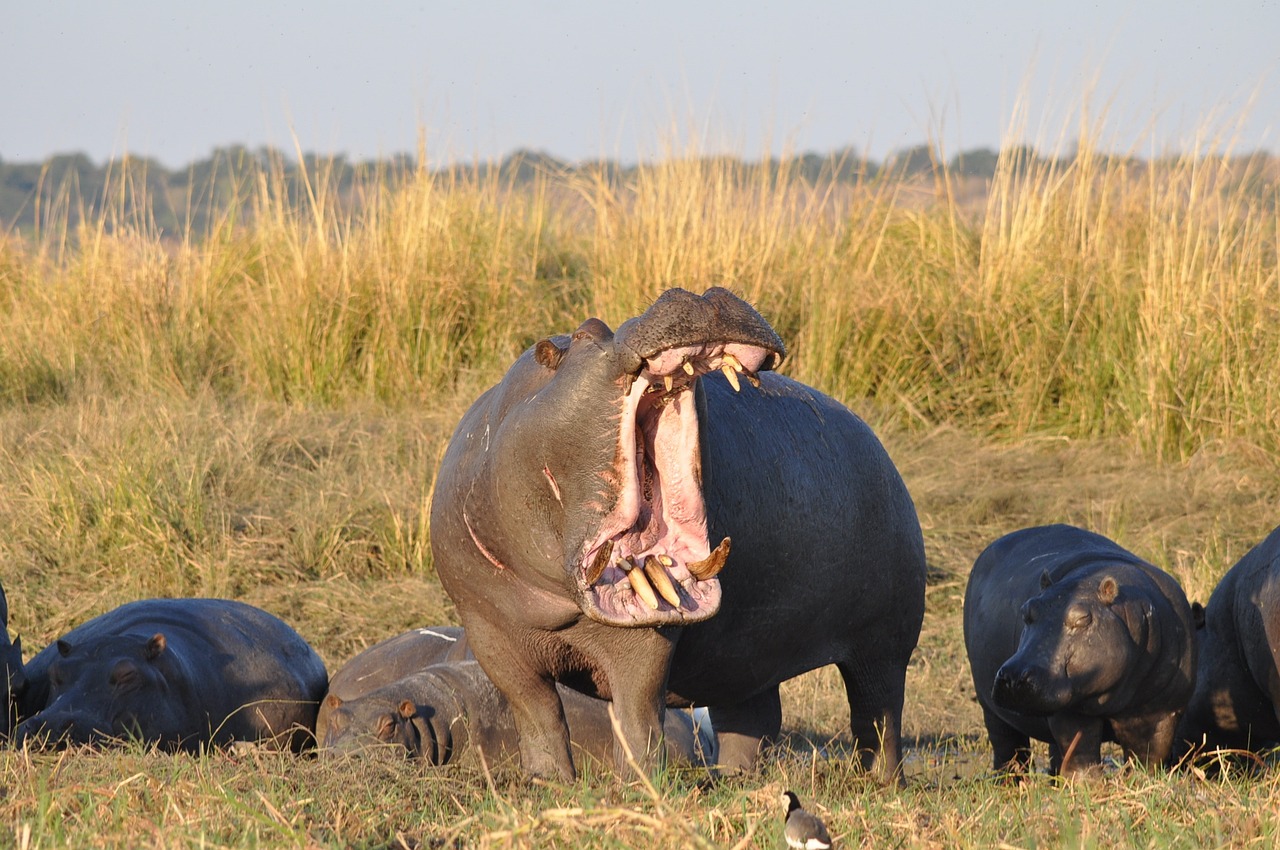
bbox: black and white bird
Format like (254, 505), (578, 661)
(780, 790), (832, 850)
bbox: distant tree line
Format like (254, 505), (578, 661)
(1, 143), (1274, 239)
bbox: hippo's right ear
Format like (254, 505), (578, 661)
(535, 338), (568, 371)
(325, 693), (343, 710)
(1191, 602), (1206, 630)
(397, 699), (417, 719)
(56, 639), (73, 658)
(145, 633), (167, 660)
(1039, 569), (1053, 590)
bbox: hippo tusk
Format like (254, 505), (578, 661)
(643, 555), (682, 608)
(682, 359), (695, 375)
(664, 374), (674, 392)
(620, 556), (659, 609)
(585, 540), (613, 586)
(688, 537), (732, 580)
(744, 371), (761, 389)
(720, 364), (741, 392)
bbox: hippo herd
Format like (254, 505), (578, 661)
(3, 287), (1280, 786)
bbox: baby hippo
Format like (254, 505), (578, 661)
(17, 598), (328, 752)
(320, 659), (716, 768)
(1177, 523), (1280, 757)
(964, 524), (1197, 775)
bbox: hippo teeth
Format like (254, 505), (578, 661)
(688, 537), (731, 580)
(643, 555), (683, 608)
(621, 556), (661, 609)
(585, 540), (613, 585)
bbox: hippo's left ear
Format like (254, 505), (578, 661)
(397, 699), (417, 719)
(535, 338), (568, 371)
(145, 633), (167, 660)
(1098, 576), (1119, 605)
(1039, 569), (1053, 590)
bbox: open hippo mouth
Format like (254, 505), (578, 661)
(575, 340), (773, 627)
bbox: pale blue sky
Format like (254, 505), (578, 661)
(2, 1), (1276, 168)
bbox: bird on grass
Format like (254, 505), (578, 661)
(780, 790), (832, 850)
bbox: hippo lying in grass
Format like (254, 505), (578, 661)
(320, 657), (716, 768)
(1176, 523), (1280, 760)
(430, 287), (927, 780)
(964, 524), (1197, 776)
(316, 625), (472, 736)
(16, 598), (328, 752)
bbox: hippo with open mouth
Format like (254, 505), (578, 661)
(430, 287), (926, 780)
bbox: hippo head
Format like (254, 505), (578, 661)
(17, 633), (177, 748)
(321, 694), (450, 764)
(467, 287), (785, 628)
(992, 569), (1149, 716)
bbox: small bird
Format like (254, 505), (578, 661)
(780, 790), (832, 850)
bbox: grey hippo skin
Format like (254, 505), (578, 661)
(964, 524), (1197, 775)
(430, 287), (926, 780)
(1175, 523), (1280, 759)
(16, 598), (328, 752)
(0, 582), (25, 739)
(316, 625), (472, 736)
(320, 658), (716, 768)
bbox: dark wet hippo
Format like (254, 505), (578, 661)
(1176, 524), (1280, 758)
(0, 582), (25, 738)
(316, 625), (472, 736)
(320, 658), (716, 768)
(964, 524), (1197, 775)
(430, 287), (926, 780)
(16, 598), (328, 752)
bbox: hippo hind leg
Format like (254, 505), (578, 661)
(837, 659), (907, 783)
(707, 688), (782, 772)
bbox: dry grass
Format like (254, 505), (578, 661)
(2, 114), (1280, 846)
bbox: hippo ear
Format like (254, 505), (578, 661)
(145, 633), (167, 660)
(535, 338), (568, 371)
(1039, 569), (1053, 590)
(57, 639), (73, 658)
(1191, 602), (1206, 629)
(1098, 576), (1119, 605)
(397, 699), (417, 719)
(325, 693), (344, 710)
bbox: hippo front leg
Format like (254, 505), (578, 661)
(707, 688), (782, 772)
(1113, 710), (1183, 770)
(589, 625), (677, 776)
(1047, 714), (1104, 776)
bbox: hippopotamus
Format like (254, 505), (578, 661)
(320, 658), (716, 768)
(316, 625), (472, 736)
(430, 287), (926, 780)
(0, 582), (25, 738)
(1176, 523), (1280, 758)
(964, 524), (1197, 775)
(16, 598), (328, 752)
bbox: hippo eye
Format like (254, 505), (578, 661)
(376, 715), (397, 741)
(1067, 608), (1093, 630)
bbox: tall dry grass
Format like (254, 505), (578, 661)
(2, 124), (1275, 460)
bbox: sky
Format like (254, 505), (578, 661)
(2, 1), (1276, 169)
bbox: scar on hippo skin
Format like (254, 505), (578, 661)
(16, 598), (328, 753)
(430, 286), (926, 781)
(964, 523), (1197, 777)
(1176, 523), (1280, 764)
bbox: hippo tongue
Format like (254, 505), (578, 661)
(576, 340), (764, 627)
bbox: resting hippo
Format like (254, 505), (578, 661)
(964, 524), (1197, 775)
(1176, 524), (1280, 758)
(431, 287), (926, 780)
(0, 582), (25, 738)
(320, 658), (716, 768)
(316, 625), (472, 735)
(16, 598), (328, 752)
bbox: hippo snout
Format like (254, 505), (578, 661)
(992, 662), (1068, 716)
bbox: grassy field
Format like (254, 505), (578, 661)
(1, 129), (1279, 847)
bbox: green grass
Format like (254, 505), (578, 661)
(2, 115), (1280, 846)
